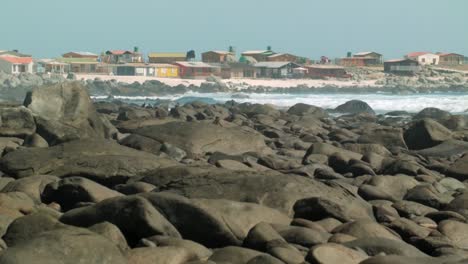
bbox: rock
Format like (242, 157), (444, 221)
(404, 184), (453, 209)
(287, 103), (328, 118)
(404, 119), (453, 150)
(2, 209), (62, 247)
(0, 107), (36, 137)
(415, 140), (468, 158)
(141, 235), (212, 260)
(414, 107), (451, 121)
(161, 142), (187, 161)
(0, 138), (175, 184)
(89, 221), (129, 252)
(293, 195), (374, 223)
(0, 226), (127, 264)
(134, 121), (272, 157)
(332, 220), (401, 241)
(384, 217), (431, 240)
(118, 134), (162, 155)
(215, 159), (255, 171)
(272, 224), (331, 248)
(247, 255), (284, 264)
(114, 182), (156, 195)
(334, 100), (375, 115)
(438, 220), (468, 249)
(392, 200), (438, 217)
(60, 195), (181, 245)
(306, 243), (368, 264)
(139, 166), (372, 217)
(1, 175), (59, 201)
(126, 246), (195, 264)
(365, 175), (419, 200)
(24, 82), (114, 145)
(358, 127), (407, 149)
(359, 256), (442, 264)
(303, 143), (363, 164)
(23, 133), (49, 148)
(208, 246), (267, 264)
(0, 137), (23, 155)
(42, 176), (123, 211)
(447, 154), (468, 181)
(358, 184), (397, 202)
(343, 237), (428, 257)
(236, 103), (281, 118)
(142, 192), (291, 248)
(0, 192), (36, 236)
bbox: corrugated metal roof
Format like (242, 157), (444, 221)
(354, 51), (381, 56)
(68, 51), (98, 56)
(106, 50), (134, 55)
(406, 52), (430, 57)
(305, 64), (344, 69)
(0, 56), (33, 64)
(242, 50), (269, 55)
(254, 61), (296, 68)
(57, 57), (98, 64)
(438, 53), (464, 57)
(174, 61), (217, 68)
(148, 52), (186, 58)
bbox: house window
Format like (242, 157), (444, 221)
(421, 58), (426, 63)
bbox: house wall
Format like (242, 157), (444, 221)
(267, 54), (298, 62)
(439, 54), (464, 65)
(69, 63), (97, 73)
(155, 67), (179, 78)
(384, 61), (420, 74)
(202, 52), (226, 63)
(149, 57), (186, 63)
(412, 54), (439, 65)
(0, 60), (13, 74)
(306, 67), (348, 79)
(178, 65), (215, 78)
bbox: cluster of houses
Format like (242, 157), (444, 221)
(0, 47), (466, 79)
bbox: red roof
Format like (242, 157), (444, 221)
(107, 50), (132, 55)
(0, 56), (33, 64)
(406, 52), (429, 57)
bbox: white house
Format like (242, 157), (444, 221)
(0, 56), (34, 74)
(405, 52), (439, 65)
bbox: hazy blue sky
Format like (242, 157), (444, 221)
(1, 0), (467, 60)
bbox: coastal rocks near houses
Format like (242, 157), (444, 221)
(0, 82), (467, 264)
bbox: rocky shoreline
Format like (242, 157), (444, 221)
(0, 81), (467, 263)
(1, 68), (468, 102)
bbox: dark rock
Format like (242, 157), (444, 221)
(447, 154), (468, 181)
(0, 107), (36, 137)
(1, 175), (59, 201)
(414, 107), (451, 121)
(287, 103), (328, 118)
(404, 119), (453, 150)
(118, 134), (162, 155)
(334, 100), (375, 115)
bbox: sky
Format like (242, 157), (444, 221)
(1, 0), (467, 60)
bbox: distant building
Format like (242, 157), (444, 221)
(148, 52), (187, 63)
(62, 52), (99, 59)
(241, 49), (275, 62)
(0, 50), (31, 58)
(0, 56), (34, 74)
(339, 57), (376, 67)
(437, 53), (464, 65)
(304, 65), (350, 79)
(254, 61), (301, 78)
(267, 53), (307, 64)
(36, 59), (69, 74)
(212, 62), (256, 79)
(56, 57), (98, 73)
(384, 59), (421, 75)
(103, 49), (143, 64)
(405, 52), (439, 65)
(353, 52), (383, 64)
(201, 51), (236, 63)
(173, 61), (219, 79)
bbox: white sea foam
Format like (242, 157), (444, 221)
(92, 92), (468, 114)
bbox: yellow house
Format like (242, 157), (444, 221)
(154, 63), (179, 78)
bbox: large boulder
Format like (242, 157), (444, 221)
(0, 138), (175, 184)
(0, 226), (127, 264)
(134, 121), (272, 157)
(138, 166), (373, 218)
(23, 82), (115, 145)
(287, 103), (328, 118)
(334, 100), (375, 115)
(1, 175), (59, 201)
(358, 127), (407, 149)
(0, 107), (36, 137)
(414, 107), (451, 121)
(447, 154), (468, 180)
(404, 119), (453, 150)
(415, 140), (468, 158)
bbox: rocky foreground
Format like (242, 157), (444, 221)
(0, 82), (468, 264)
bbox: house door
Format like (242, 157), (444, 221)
(433, 58), (437, 65)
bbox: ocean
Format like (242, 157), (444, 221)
(92, 92), (468, 115)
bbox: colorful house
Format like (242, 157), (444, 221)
(201, 51), (236, 63)
(103, 49), (143, 64)
(154, 64), (179, 78)
(0, 56), (34, 74)
(148, 52), (187, 63)
(254, 61), (301, 78)
(56, 57), (98, 73)
(173, 61), (219, 79)
(36, 59), (69, 74)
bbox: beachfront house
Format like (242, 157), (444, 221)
(405, 52), (439, 65)
(148, 52), (187, 64)
(113, 63), (179, 77)
(0, 50), (32, 58)
(62, 51), (99, 59)
(384, 59), (421, 75)
(241, 49), (276, 62)
(353, 52), (383, 64)
(0, 56), (34, 74)
(437, 53), (464, 65)
(36, 59), (69, 74)
(56, 57), (98, 73)
(304, 64), (350, 79)
(174, 61), (219, 79)
(211, 62), (257, 79)
(103, 48), (143, 64)
(254, 61), (301, 78)
(201, 51), (236, 63)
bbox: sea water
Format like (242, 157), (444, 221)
(93, 92), (468, 114)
